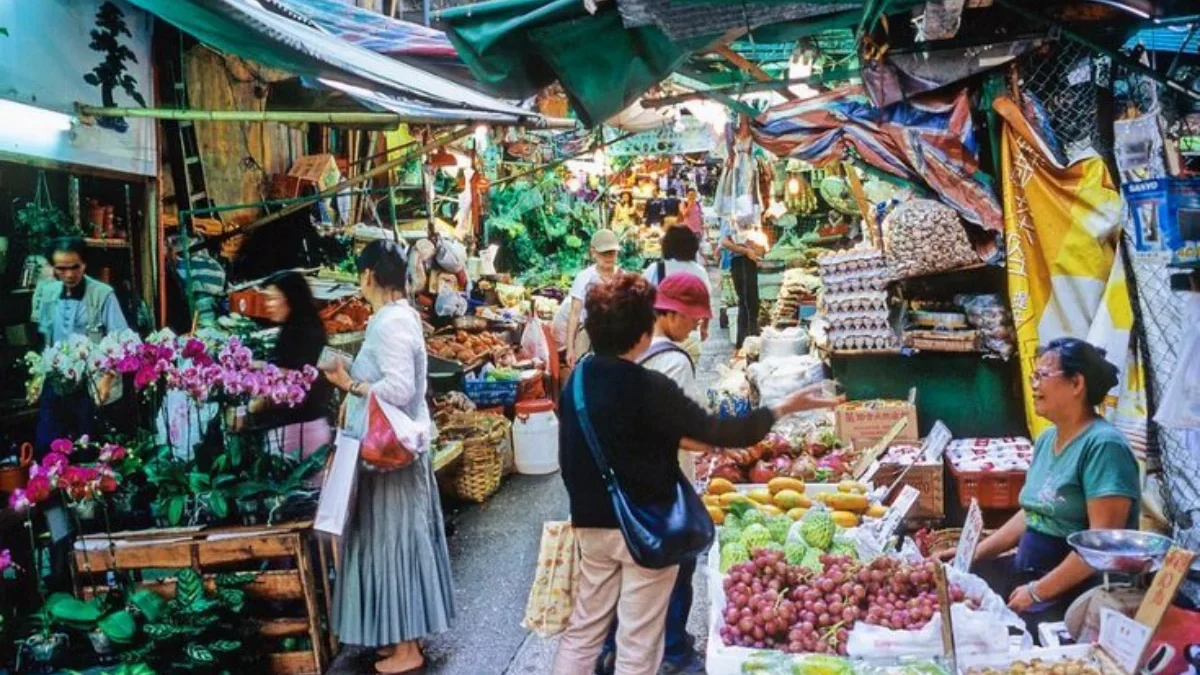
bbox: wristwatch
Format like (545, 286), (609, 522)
(1026, 581), (1044, 604)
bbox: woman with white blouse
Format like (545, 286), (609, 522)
(323, 240), (454, 674)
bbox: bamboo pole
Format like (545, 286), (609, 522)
(189, 127), (472, 251)
(77, 105), (579, 128)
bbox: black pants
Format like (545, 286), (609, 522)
(730, 256), (759, 349)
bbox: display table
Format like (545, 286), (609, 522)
(72, 521), (333, 675)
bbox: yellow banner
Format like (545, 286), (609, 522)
(996, 97), (1143, 442)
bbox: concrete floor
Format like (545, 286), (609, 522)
(327, 281), (735, 675)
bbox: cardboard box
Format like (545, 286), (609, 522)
(874, 457), (944, 520)
(1123, 177), (1200, 266)
(288, 154), (341, 192)
(836, 399), (918, 449)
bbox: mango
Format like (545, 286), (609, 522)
(787, 507), (808, 521)
(702, 494), (722, 508)
(706, 505), (725, 525)
(707, 478), (736, 496)
(772, 489), (806, 510)
(826, 493), (871, 512)
(837, 480), (868, 494)
(866, 504), (889, 518)
(757, 504), (784, 517)
(719, 492), (751, 507)
(767, 477), (806, 495)
(748, 488), (774, 505)
(831, 510), (860, 528)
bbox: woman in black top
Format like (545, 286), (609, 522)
(251, 271), (332, 459)
(552, 275), (840, 675)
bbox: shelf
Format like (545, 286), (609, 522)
(83, 237), (131, 249)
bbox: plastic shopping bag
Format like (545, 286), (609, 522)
(314, 431), (361, 536)
(521, 521), (582, 638)
(520, 317), (551, 363)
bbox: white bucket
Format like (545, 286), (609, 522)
(513, 399), (559, 475)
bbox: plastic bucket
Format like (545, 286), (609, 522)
(513, 399), (559, 475)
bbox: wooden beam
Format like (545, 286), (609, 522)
(711, 45), (798, 101)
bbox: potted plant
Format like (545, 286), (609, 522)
(234, 446), (329, 525)
(142, 449), (193, 527)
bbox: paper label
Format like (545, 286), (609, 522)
(922, 420), (952, 462)
(953, 499), (983, 573)
(1099, 608), (1152, 674)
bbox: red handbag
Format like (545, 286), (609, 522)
(360, 394), (418, 472)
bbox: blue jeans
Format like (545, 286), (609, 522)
(601, 558), (697, 667)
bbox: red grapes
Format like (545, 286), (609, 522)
(720, 552), (981, 656)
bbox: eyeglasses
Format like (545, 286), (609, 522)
(53, 264), (82, 273)
(1030, 369), (1065, 384)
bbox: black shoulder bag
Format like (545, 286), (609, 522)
(571, 356), (714, 569)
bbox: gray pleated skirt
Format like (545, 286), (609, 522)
(333, 453), (456, 646)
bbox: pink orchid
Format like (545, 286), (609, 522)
(7, 489), (32, 511)
(49, 438), (74, 455)
(25, 476), (52, 503)
(0, 549), (12, 574)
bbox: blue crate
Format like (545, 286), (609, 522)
(464, 378), (518, 406)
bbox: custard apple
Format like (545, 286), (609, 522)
(740, 523), (773, 551)
(767, 515), (793, 544)
(784, 541), (809, 566)
(720, 542), (749, 572)
(800, 510), (835, 550)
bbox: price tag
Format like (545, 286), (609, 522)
(1135, 547), (1196, 629)
(1099, 608), (1152, 674)
(875, 485), (920, 541)
(953, 498), (983, 573)
(921, 420), (952, 463)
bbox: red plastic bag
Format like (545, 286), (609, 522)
(360, 394), (418, 472)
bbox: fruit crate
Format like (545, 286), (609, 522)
(948, 464), (1026, 510)
(873, 460), (945, 520)
(72, 522), (334, 675)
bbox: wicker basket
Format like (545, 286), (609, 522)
(440, 414), (511, 503)
(930, 527), (995, 554)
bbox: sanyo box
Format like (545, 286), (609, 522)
(1122, 177), (1200, 266)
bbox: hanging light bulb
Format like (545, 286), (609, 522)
(787, 176), (802, 196)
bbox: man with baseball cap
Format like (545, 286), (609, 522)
(594, 272), (712, 675)
(563, 229), (622, 369)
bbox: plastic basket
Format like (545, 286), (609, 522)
(464, 379), (519, 406)
(949, 464), (1026, 510)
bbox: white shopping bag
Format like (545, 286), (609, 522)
(314, 431), (362, 536)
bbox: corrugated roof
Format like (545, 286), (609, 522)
(1125, 26), (1199, 54)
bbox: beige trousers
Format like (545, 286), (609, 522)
(551, 528), (679, 675)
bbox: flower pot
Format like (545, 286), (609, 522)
(72, 500), (98, 522)
(237, 498), (261, 525)
(88, 628), (117, 663)
(0, 443), (32, 494)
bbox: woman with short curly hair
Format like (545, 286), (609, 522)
(553, 275), (840, 675)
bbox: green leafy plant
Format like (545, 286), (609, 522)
(234, 445), (329, 523)
(142, 449), (192, 527)
(121, 569), (261, 673)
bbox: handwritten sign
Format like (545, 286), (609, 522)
(922, 420), (952, 462)
(953, 499), (983, 573)
(875, 485), (920, 542)
(1135, 546), (1196, 629)
(853, 416), (911, 479)
(1099, 608), (1152, 674)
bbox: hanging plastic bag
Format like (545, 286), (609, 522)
(434, 281), (467, 317)
(1155, 295), (1200, 429)
(521, 317), (551, 363)
(314, 431), (361, 536)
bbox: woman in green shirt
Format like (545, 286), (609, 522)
(952, 338), (1140, 632)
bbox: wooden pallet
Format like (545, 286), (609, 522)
(72, 522), (333, 675)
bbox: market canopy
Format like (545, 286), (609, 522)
(124, 0), (548, 126)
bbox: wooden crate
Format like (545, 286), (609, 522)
(873, 460), (945, 521)
(72, 522), (333, 675)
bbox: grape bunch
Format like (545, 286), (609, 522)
(719, 550), (978, 657)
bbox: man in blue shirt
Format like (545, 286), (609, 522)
(31, 237), (128, 452)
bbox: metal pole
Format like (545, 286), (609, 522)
(79, 106), (408, 125)
(190, 127), (472, 251)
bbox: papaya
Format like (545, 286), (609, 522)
(772, 489), (806, 510)
(707, 478), (736, 496)
(787, 507), (808, 521)
(837, 480), (868, 494)
(748, 488), (774, 505)
(826, 493), (871, 512)
(866, 504), (889, 518)
(702, 494), (722, 508)
(720, 492), (751, 507)
(757, 504), (784, 517)
(767, 477), (806, 495)
(706, 505), (725, 525)
(831, 510), (860, 528)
